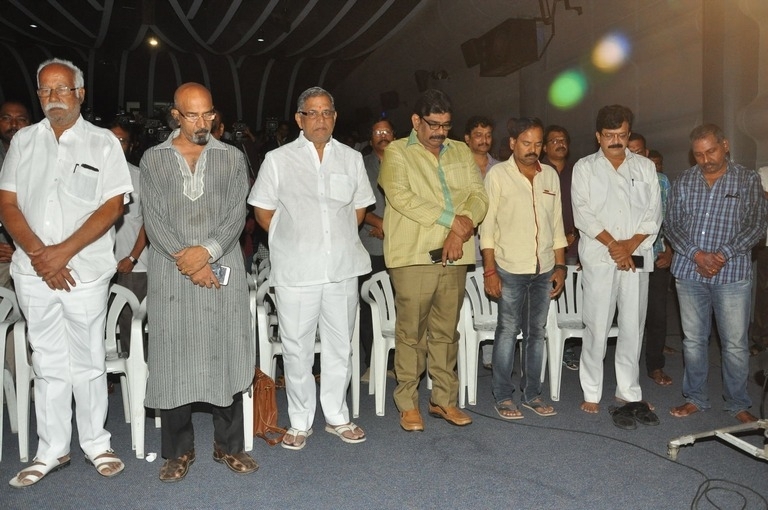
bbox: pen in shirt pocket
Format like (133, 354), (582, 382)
(73, 163), (99, 173)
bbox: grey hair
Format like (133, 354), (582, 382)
(297, 87), (334, 112)
(37, 58), (85, 89)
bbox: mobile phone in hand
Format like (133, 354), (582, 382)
(429, 248), (443, 264)
(210, 263), (231, 285)
(631, 255), (644, 268)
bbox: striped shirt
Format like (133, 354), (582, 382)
(665, 161), (768, 283)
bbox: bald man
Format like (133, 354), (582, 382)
(1, 58), (132, 487)
(141, 83), (257, 481)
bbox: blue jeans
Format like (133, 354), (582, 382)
(492, 267), (551, 403)
(676, 278), (752, 413)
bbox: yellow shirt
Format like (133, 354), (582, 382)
(379, 130), (488, 268)
(479, 158), (567, 274)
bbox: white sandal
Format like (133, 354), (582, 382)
(9, 455), (71, 488)
(281, 427), (313, 450)
(86, 449), (125, 478)
(325, 422), (366, 444)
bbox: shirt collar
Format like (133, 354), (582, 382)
(295, 130), (335, 149)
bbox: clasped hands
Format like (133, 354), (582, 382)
(608, 239), (639, 272)
(436, 215), (473, 266)
(174, 246), (220, 289)
(30, 244), (75, 291)
(693, 251), (725, 279)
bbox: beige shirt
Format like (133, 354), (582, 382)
(479, 158), (567, 274)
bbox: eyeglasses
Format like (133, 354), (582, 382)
(547, 138), (567, 145)
(37, 86), (80, 97)
(373, 129), (392, 137)
(175, 109), (216, 122)
(420, 117), (452, 131)
(298, 110), (335, 119)
(600, 131), (629, 141)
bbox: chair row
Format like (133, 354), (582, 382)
(2, 282), (260, 463)
(360, 265), (616, 415)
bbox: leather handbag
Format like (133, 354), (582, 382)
(252, 368), (287, 446)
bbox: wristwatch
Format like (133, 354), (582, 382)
(554, 264), (568, 275)
(128, 256), (138, 265)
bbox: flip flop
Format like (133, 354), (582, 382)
(522, 397), (557, 417)
(495, 400), (524, 420)
(86, 449), (125, 478)
(609, 405), (637, 430)
(9, 455), (71, 488)
(325, 422), (366, 444)
(281, 428), (313, 450)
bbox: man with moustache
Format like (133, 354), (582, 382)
(359, 118), (394, 381)
(141, 82), (257, 480)
(0, 58), (132, 486)
(628, 133), (675, 387)
(571, 105), (661, 419)
(665, 124), (767, 423)
(479, 117), (566, 419)
(379, 89), (488, 431)
(0, 101), (31, 288)
(250, 87), (374, 449)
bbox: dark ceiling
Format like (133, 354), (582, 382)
(0, 0), (425, 128)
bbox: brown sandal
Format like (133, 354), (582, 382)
(213, 443), (259, 474)
(159, 449), (196, 482)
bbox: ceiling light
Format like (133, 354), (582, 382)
(148, 36), (159, 47)
(29, 24), (38, 28)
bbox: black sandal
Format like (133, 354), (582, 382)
(608, 405), (637, 430)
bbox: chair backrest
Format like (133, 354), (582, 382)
(0, 287), (20, 323)
(106, 284), (141, 361)
(464, 267), (497, 327)
(360, 270), (396, 333)
(554, 265), (583, 325)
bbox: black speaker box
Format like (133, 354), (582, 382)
(478, 18), (539, 77)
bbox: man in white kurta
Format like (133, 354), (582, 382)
(0, 58), (132, 487)
(571, 105), (661, 414)
(249, 87), (374, 449)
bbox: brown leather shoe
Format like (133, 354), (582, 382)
(399, 408), (424, 432)
(428, 401), (472, 426)
(159, 449), (195, 482)
(735, 410), (758, 424)
(213, 443), (259, 474)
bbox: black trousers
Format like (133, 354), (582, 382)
(645, 265), (671, 373)
(161, 393), (244, 459)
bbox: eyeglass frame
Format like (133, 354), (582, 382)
(36, 86), (81, 98)
(546, 137), (568, 145)
(298, 110), (336, 119)
(174, 108), (217, 123)
(599, 131), (629, 141)
(419, 116), (452, 132)
(373, 129), (393, 137)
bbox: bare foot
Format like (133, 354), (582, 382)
(670, 402), (699, 418)
(580, 401), (599, 414)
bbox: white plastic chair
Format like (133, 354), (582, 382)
(360, 271), (397, 416)
(0, 287), (22, 462)
(15, 284), (148, 461)
(254, 279), (360, 418)
(545, 265), (619, 401)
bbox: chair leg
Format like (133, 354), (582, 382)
(243, 386), (254, 452)
(545, 304), (565, 402)
(465, 335), (480, 406)
(4, 367), (17, 434)
(119, 374), (130, 424)
(351, 310), (360, 419)
(374, 340), (389, 416)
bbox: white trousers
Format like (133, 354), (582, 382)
(15, 273), (112, 461)
(274, 278), (357, 431)
(579, 266), (648, 403)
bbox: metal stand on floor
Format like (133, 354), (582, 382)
(667, 419), (768, 462)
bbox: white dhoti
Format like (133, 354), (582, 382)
(14, 272), (112, 461)
(579, 265), (648, 403)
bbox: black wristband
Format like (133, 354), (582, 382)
(128, 256), (138, 265)
(554, 264), (567, 274)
